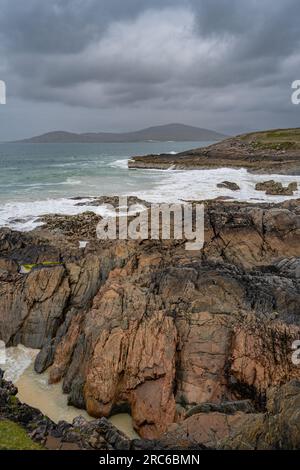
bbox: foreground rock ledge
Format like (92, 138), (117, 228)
(0, 198), (300, 446)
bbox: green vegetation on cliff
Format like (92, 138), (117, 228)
(0, 419), (43, 450)
(241, 127), (300, 150)
(129, 127), (300, 173)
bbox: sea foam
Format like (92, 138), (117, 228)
(0, 168), (299, 231)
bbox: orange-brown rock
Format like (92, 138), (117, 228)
(0, 199), (300, 441)
(230, 315), (300, 397)
(161, 411), (250, 448)
(220, 380), (300, 449)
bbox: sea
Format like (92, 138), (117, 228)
(0, 140), (300, 231)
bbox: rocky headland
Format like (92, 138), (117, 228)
(0, 197), (300, 449)
(129, 128), (300, 174)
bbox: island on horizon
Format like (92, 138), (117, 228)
(13, 123), (227, 144)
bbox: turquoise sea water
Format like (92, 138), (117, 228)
(0, 141), (208, 203)
(0, 140), (299, 231)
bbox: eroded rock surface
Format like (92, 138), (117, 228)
(220, 380), (300, 450)
(0, 199), (300, 443)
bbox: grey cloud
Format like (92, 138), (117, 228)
(0, 0), (187, 53)
(0, 0), (300, 140)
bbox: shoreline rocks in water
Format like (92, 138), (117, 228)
(255, 180), (298, 196)
(128, 128), (300, 174)
(0, 197), (300, 448)
(0, 369), (131, 450)
(0, 370), (203, 450)
(216, 181), (240, 191)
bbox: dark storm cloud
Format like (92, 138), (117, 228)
(0, 0), (300, 139)
(0, 0), (187, 53)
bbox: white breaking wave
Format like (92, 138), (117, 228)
(0, 178), (82, 189)
(0, 168), (299, 231)
(0, 197), (115, 231)
(65, 177), (82, 185)
(108, 158), (129, 169)
(1, 344), (139, 436)
(1, 344), (39, 383)
(51, 160), (105, 168)
(132, 168), (300, 204)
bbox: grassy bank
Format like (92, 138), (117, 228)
(0, 419), (43, 450)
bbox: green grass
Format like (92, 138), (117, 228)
(8, 395), (19, 408)
(250, 141), (296, 151)
(0, 420), (44, 450)
(240, 128), (300, 149)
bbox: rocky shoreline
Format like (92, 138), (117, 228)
(1, 369), (300, 450)
(0, 196), (300, 449)
(0, 370), (175, 450)
(129, 128), (300, 174)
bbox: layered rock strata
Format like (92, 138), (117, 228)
(0, 199), (299, 443)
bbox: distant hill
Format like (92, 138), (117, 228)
(15, 124), (227, 143)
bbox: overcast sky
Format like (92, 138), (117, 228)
(0, 0), (299, 140)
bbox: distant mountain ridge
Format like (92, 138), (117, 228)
(15, 124), (227, 143)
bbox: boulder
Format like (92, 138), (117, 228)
(255, 180), (298, 196)
(217, 181), (240, 191)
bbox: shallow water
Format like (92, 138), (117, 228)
(1, 345), (139, 439)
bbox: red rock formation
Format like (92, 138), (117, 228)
(1, 199), (300, 440)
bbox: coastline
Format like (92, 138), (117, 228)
(1, 130), (300, 449)
(1, 167), (300, 232)
(2, 0), (300, 456)
(129, 129), (300, 174)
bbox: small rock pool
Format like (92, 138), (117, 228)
(0, 343), (139, 440)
